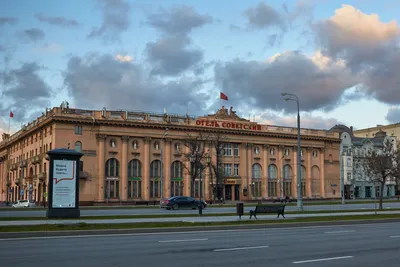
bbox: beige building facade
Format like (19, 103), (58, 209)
(353, 123), (400, 139)
(0, 106), (341, 204)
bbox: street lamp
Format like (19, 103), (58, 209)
(281, 92), (303, 211)
(160, 128), (169, 204)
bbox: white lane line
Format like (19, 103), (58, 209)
(324, 230), (356, 234)
(214, 245), (269, 252)
(390, 235), (400, 238)
(293, 256), (353, 264)
(159, 238), (208, 243)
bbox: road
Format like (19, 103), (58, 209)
(0, 202), (397, 218)
(1, 222), (399, 267)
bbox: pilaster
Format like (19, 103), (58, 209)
(121, 136), (129, 201)
(293, 147), (298, 198)
(262, 144), (268, 198)
(164, 138), (172, 198)
(306, 147), (312, 197)
(143, 137), (151, 200)
(96, 134), (106, 202)
(320, 148), (325, 197)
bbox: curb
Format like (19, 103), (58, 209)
(1, 218), (400, 239)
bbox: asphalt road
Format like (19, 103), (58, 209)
(0, 202), (398, 217)
(1, 222), (400, 267)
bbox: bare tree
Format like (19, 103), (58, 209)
(363, 138), (400, 209)
(209, 132), (228, 202)
(182, 132), (209, 197)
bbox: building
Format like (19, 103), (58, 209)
(0, 105), (341, 205)
(353, 123), (400, 139)
(330, 125), (397, 199)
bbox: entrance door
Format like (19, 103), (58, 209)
(234, 185), (240, 201)
(225, 185), (232, 201)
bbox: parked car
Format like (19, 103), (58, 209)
(12, 200), (36, 208)
(160, 196), (207, 210)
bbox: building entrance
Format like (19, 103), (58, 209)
(234, 185), (240, 201)
(225, 185), (232, 201)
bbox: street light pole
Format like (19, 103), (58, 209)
(281, 93), (303, 211)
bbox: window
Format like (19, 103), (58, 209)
(75, 126), (82, 135)
(251, 181), (262, 197)
(233, 144), (239, 156)
(224, 164), (232, 176)
(268, 181), (277, 197)
(128, 159), (142, 178)
(283, 165), (292, 179)
(105, 158), (119, 177)
(252, 163), (262, 178)
(150, 160), (161, 177)
(128, 180), (141, 198)
(74, 141), (82, 153)
(268, 164), (277, 179)
(223, 144), (232, 156)
(347, 172), (352, 183)
(171, 161), (183, 178)
(150, 180), (160, 198)
(346, 158), (352, 167)
(283, 164), (292, 197)
(233, 164), (239, 176)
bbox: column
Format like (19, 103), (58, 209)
(121, 136), (129, 201)
(143, 137), (151, 200)
(164, 139), (171, 198)
(204, 142), (211, 201)
(239, 143), (247, 200)
(247, 143), (252, 200)
(306, 148), (312, 197)
(262, 144), (268, 198)
(183, 145), (190, 196)
(96, 134), (106, 202)
(320, 148), (325, 197)
(277, 146), (283, 198)
(292, 147), (298, 198)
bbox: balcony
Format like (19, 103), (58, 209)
(79, 171), (89, 179)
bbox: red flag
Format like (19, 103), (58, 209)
(9, 111), (13, 118)
(220, 92), (228, 101)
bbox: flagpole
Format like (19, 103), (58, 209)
(8, 115), (10, 134)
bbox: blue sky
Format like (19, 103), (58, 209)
(1, 0), (400, 134)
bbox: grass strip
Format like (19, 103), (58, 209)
(1, 214), (400, 233)
(1, 208), (399, 221)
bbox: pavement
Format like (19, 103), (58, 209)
(0, 202), (397, 217)
(1, 210), (400, 226)
(1, 221), (400, 267)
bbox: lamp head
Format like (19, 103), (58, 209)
(281, 93), (287, 96)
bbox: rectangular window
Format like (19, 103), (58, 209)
(150, 180), (160, 198)
(223, 143), (232, 156)
(50, 143), (52, 150)
(233, 144), (239, 156)
(170, 181), (183, 197)
(347, 172), (352, 183)
(268, 181), (277, 197)
(252, 181), (262, 197)
(128, 180), (142, 198)
(75, 126), (82, 135)
(233, 164), (239, 176)
(283, 181), (292, 197)
(224, 164), (232, 176)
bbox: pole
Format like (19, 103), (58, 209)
(8, 115), (11, 134)
(296, 100), (303, 211)
(340, 145), (345, 204)
(199, 164), (203, 216)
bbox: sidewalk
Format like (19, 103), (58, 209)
(1, 210), (400, 226)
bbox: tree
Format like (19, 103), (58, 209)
(363, 138), (400, 210)
(182, 132), (209, 197)
(209, 132), (228, 201)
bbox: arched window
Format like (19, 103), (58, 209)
(301, 165), (306, 180)
(283, 164), (292, 179)
(268, 164), (277, 179)
(75, 141), (82, 153)
(150, 160), (161, 178)
(105, 158), (119, 177)
(170, 161), (183, 178)
(252, 163), (262, 178)
(128, 159), (142, 178)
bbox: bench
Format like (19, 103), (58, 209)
(249, 204), (286, 219)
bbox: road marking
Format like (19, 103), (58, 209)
(390, 235), (400, 238)
(293, 256), (353, 264)
(159, 238), (208, 243)
(324, 230), (356, 234)
(214, 245), (269, 252)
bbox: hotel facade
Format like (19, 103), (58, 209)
(0, 105), (341, 204)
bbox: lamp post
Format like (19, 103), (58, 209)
(281, 92), (303, 211)
(160, 128), (169, 204)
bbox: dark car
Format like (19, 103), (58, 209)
(160, 196), (207, 210)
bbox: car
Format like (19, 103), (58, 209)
(160, 196), (207, 210)
(12, 200), (36, 208)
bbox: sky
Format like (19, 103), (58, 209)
(1, 0), (400, 136)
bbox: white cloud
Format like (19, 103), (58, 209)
(115, 54), (133, 62)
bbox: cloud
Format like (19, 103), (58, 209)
(146, 35), (203, 76)
(35, 13), (81, 28)
(243, 2), (285, 30)
(63, 54), (210, 113)
(0, 17), (18, 27)
(214, 50), (358, 114)
(88, 0), (131, 42)
(386, 107), (400, 123)
(146, 5), (212, 36)
(1, 62), (52, 122)
(33, 43), (63, 53)
(115, 54), (133, 62)
(18, 28), (45, 42)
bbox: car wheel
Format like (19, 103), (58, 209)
(172, 204), (179, 210)
(166, 208), (171, 210)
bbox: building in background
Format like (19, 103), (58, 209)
(353, 123), (400, 139)
(330, 125), (397, 199)
(0, 105), (340, 205)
